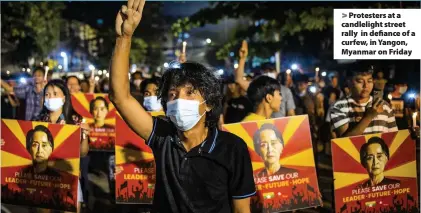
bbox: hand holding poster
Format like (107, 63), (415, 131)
(115, 114), (156, 204)
(1, 119), (81, 212)
(71, 93), (116, 151)
(332, 130), (419, 213)
(222, 115), (322, 212)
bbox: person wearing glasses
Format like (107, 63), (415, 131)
(359, 137), (400, 188)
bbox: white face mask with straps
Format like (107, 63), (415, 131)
(143, 96), (162, 112)
(44, 98), (64, 112)
(166, 99), (206, 131)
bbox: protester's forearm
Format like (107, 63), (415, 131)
(343, 115), (373, 137)
(287, 109), (296, 116)
(235, 58), (250, 91)
(80, 137), (89, 157)
(109, 36), (132, 104)
(1, 80), (13, 93)
(89, 83), (95, 94)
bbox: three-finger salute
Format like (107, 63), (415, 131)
(115, 0), (146, 38)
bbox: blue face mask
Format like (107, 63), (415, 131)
(166, 99), (206, 131)
(143, 96), (162, 112)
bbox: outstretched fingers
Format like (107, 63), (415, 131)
(137, 0), (145, 14)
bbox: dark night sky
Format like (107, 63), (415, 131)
(62, 1), (209, 29)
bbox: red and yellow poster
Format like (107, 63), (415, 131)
(71, 93), (116, 151)
(1, 119), (81, 212)
(332, 130), (419, 213)
(222, 115), (321, 212)
(114, 114), (156, 204)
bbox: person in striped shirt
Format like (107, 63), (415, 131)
(330, 70), (398, 138)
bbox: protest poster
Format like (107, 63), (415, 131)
(222, 115), (322, 212)
(1, 119), (81, 212)
(71, 93), (116, 151)
(115, 114), (156, 204)
(332, 130), (419, 213)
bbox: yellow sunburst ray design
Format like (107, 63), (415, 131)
(333, 172), (368, 190)
(252, 162), (265, 171)
(3, 119), (26, 148)
(388, 130), (410, 157)
(1, 151), (32, 167)
(364, 133), (382, 142)
(332, 137), (360, 163)
(54, 125), (80, 150)
(73, 93), (90, 112)
(256, 119), (274, 129)
(48, 158), (80, 176)
(384, 161), (417, 178)
(280, 148), (316, 167)
(223, 124), (254, 150)
(85, 118), (116, 125)
(32, 122), (49, 129)
(282, 115), (306, 146)
(115, 145), (154, 164)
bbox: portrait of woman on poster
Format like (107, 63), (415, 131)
(89, 96), (114, 129)
(358, 137), (400, 188)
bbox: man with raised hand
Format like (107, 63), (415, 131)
(109, 0), (256, 212)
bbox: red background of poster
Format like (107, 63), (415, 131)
(1, 119), (80, 212)
(114, 115), (155, 204)
(71, 93), (116, 151)
(332, 130), (419, 213)
(222, 115), (321, 212)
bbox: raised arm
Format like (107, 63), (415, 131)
(109, 0), (153, 140)
(235, 40), (250, 92)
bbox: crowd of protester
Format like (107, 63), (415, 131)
(1, 1), (420, 212)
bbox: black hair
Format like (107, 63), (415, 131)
(261, 63), (275, 72)
(80, 79), (89, 85)
(360, 136), (390, 167)
(295, 73), (309, 83)
(39, 79), (81, 124)
(26, 125), (54, 153)
(253, 123), (284, 156)
(140, 77), (161, 95)
(347, 68), (374, 78)
(246, 76), (281, 111)
(158, 62), (222, 129)
(33, 67), (46, 76)
(131, 71), (143, 80)
(90, 96), (109, 114)
(225, 75), (236, 84)
(66, 75), (81, 85)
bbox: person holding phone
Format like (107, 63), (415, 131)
(330, 69), (398, 138)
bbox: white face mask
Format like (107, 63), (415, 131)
(134, 79), (142, 87)
(399, 86), (407, 94)
(166, 99), (206, 131)
(143, 96), (162, 112)
(263, 72), (277, 79)
(44, 98), (64, 112)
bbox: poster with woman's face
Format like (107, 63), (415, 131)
(71, 93), (116, 151)
(1, 119), (81, 212)
(332, 130), (419, 213)
(222, 115), (321, 212)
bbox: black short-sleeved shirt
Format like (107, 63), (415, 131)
(147, 117), (256, 213)
(225, 96), (252, 124)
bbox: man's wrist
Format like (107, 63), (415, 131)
(116, 36), (132, 47)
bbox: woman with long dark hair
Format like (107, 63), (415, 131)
(33, 79), (89, 213)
